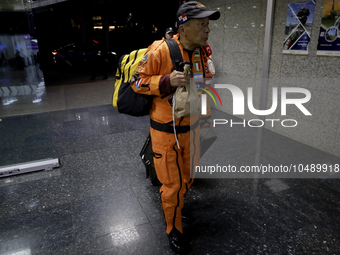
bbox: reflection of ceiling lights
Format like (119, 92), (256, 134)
(2, 98), (18, 106)
(110, 227), (140, 246)
(102, 116), (109, 125)
(92, 16), (102, 20)
(94, 25), (125, 30)
(2, 248), (31, 255)
(32, 98), (42, 103)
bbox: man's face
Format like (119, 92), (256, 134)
(165, 32), (174, 39)
(183, 17), (210, 47)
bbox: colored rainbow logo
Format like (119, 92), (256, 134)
(198, 84), (223, 106)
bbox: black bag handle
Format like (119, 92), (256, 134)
(165, 38), (184, 72)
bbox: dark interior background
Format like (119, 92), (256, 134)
(1, 0), (180, 86)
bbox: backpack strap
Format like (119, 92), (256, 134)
(115, 54), (127, 79)
(165, 38), (183, 72)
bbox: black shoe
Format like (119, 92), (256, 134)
(168, 228), (190, 254)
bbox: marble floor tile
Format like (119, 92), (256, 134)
(75, 223), (169, 255)
(72, 189), (149, 243)
(1, 104), (340, 255)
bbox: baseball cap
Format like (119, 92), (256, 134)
(165, 27), (175, 34)
(176, 1), (220, 27)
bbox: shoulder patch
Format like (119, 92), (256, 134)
(208, 60), (215, 75)
(135, 78), (143, 89)
(136, 61), (146, 73)
(194, 49), (200, 57)
(141, 52), (149, 63)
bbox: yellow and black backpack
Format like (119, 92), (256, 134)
(112, 39), (183, 117)
(112, 48), (151, 116)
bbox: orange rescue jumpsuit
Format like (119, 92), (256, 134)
(131, 34), (214, 234)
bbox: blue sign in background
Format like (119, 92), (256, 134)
(317, 27), (340, 52)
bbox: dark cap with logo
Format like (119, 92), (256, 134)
(176, 1), (220, 27)
(165, 27), (175, 34)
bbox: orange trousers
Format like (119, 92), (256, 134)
(150, 126), (200, 234)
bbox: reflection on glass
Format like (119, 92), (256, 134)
(0, 34), (45, 107)
(0, 0), (32, 11)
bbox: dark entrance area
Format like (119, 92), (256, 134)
(32, 0), (180, 86)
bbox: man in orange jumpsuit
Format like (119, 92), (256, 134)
(131, 2), (219, 253)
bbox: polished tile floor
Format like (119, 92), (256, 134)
(1, 78), (340, 254)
